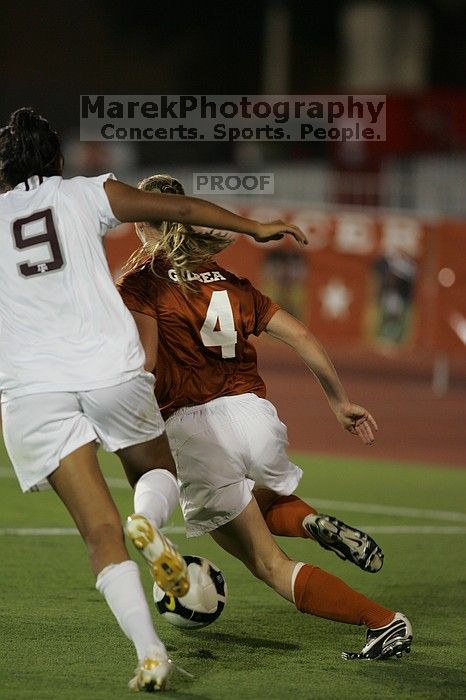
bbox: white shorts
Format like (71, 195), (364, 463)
(166, 393), (302, 537)
(1, 372), (164, 493)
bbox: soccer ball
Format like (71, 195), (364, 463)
(153, 555), (227, 629)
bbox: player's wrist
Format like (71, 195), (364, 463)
(247, 220), (262, 240)
(329, 396), (351, 414)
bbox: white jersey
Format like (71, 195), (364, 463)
(0, 173), (145, 401)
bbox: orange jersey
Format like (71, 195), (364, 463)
(117, 256), (280, 419)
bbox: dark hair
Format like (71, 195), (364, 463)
(0, 107), (62, 189)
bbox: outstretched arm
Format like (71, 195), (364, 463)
(104, 179), (307, 245)
(265, 309), (378, 445)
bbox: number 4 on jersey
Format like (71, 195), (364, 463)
(200, 290), (238, 358)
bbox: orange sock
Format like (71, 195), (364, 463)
(294, 563), (394, 628)
(263, 495), (317, 538)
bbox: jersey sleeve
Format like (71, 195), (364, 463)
(117, 270), (157, 319)
(244, 280), (280, 336)
(81, 173), (121, 235)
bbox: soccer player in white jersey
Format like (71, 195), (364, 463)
(0, 107), (307, 692)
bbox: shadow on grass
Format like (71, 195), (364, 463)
(163, 692), (211, 700)
(170, 629), (300, 652)
(344, 656), (466, 696)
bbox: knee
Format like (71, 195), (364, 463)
(83, 520), (124, 552)
(248, 551), (288, 585)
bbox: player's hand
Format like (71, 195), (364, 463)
(254, 220), (308, 245)
(334, 402), (378, 445)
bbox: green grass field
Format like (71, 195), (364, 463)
(1, 443), (465, 699)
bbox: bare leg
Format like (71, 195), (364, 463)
(210, 496), (296, 601)
(210, 494), (396, 635)
(47, 441), (171, 686)
(48, 442), (127, 574)
(117, 431), (176, 487)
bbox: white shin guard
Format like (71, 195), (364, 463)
(96, 560), (164, 660)
(134, 468), (180, 529)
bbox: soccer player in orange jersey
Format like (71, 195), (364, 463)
(117, 175), (413, 661)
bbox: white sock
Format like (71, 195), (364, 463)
(291, 562), (305, 604)
(96, 559), (165, 660)
(134, 468), (179, 529)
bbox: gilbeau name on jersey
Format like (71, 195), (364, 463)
(167, 268), (227, 284)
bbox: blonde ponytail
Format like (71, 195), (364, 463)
(123, 174), (232, 292)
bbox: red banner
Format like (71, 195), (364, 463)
(105, 206), (466, 358)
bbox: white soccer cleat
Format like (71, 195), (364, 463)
(128, 650), (172, 692)
(125, 514), (189, 598)
(342, 612), (413, 660)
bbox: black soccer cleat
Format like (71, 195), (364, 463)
(342, 612), (413, 660)
(302, 513), (384, 573)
